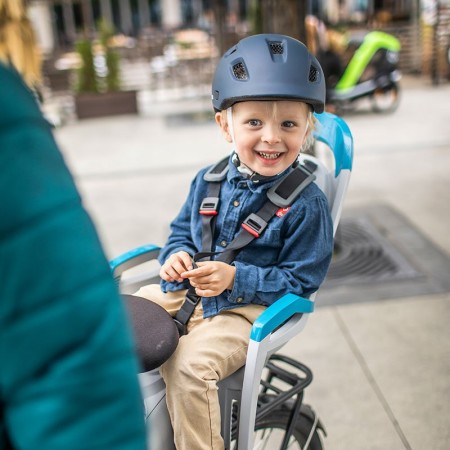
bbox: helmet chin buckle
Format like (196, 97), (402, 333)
(237, 164), (254, 177)
(232, 152), (256, 179)
(232, 151), (297, 183)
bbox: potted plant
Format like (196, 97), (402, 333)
(74, 21), (138, 119)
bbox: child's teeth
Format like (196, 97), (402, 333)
(259, 152), (280, 159)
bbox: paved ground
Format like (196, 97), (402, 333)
(51, 76), (450, 450)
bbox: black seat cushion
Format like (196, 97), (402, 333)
(122, 294), (179, 372)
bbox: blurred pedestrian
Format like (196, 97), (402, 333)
(0, 0), (41, 90)
(306, 15), (344, 110)
(0, 1), (147, 448)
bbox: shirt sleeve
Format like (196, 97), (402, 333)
(227, 195), (334, 306)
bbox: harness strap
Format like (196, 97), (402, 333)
(173, 252), (221, 336)
(217, 200), (279, 264)
(200, 183), (220, 254)
(199, 157), (229, 255)
(173, 160), (316, 335)
(267, 164), (317, 208)
(218, 165), (316, 264)
(173, 289), (201, 336)
(174, 158), (228, 336)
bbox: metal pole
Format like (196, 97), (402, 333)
(100, 0), (114, 26)
(137, 0), (151, 31)
(411, 0), (421, 73)
(118, 0), (133, 35)
(431, 0), (440, 85)
(62, 0), (76, 43)
(80, 0), (95, 37)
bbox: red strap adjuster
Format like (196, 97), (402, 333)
(199, 197), (219, 216)
(241, 213), (268, 238)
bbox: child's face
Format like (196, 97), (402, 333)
(216, 100), (310, 178)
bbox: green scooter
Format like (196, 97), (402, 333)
(328, 31), (401, 114)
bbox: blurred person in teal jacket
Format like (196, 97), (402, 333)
(0, 1), (147, 448)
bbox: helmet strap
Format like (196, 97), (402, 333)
(226, 107), (235, 143)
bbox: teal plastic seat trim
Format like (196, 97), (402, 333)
(109, 244), (161, 271)
(250, 293), (315, 342)
(313, 112), (353, 175)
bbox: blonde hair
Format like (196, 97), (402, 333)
(0, 0), (42, 87)
(302, 112), (317, 152)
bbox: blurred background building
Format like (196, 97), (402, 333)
(26, 0), (449, 120)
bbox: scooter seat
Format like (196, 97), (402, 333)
(122, 294), (179, 372)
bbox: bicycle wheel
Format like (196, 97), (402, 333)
(231, 407), (324, 450)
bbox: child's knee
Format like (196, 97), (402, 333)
(161, 345), (218, 385)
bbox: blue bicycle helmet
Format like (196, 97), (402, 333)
(212, 34), (325, 113)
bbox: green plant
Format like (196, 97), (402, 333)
(75, 39), (99, 93)
(249, 0), (263, 35)
(74, 20), (121, 94)
(99, 19), (121, 92)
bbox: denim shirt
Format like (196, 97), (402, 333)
(159, 155), (334, 318)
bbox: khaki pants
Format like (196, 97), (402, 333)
(135, 284), (265, 450)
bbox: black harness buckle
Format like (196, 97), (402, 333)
(173, 292), (202, 336)
(200, 197), (219, 215)
(173, 318), (187, 336)
(241, 213), (268, 238)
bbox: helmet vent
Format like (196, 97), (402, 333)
(269, 41), (284, 55)
(309, 65), (319, 83)
(232, 61), (248, 80)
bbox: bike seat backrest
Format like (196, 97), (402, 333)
(313, 112), (353, 233)
(299, 153), (335, 205)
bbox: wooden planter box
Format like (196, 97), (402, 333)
(75, 90), (138, 119)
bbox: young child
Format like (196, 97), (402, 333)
(136, 33), (334, 450)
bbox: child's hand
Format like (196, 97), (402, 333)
(160, 251), (193, 283)
(181, 262), (236, 297)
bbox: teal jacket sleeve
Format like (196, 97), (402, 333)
(0, 64), (146, 449)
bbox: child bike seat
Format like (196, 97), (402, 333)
(122, 294), (179, 372)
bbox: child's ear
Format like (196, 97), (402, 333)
(215, 112), (232, 143)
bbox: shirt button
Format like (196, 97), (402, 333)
(236, 297), (243, 303)
(220, 240), (227, 247)
(233, 200), (240, 207)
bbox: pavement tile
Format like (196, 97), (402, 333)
(335, 294), (450, 450)
(283, 307), (407, 450)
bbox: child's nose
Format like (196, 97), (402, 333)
(261, 124), (281, 144)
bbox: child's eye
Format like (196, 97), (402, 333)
(248, 119), (262, 127)
(282, 121), (296, 128)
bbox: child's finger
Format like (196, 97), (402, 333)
(162, 259), (187, 282)
(194, 287), (215, 297)
(179, 253), (194, 271)
(181, 266), (208, 279)
(180, 269), (196, 279)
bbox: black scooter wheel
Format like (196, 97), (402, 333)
(372, 83), (400, 113)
